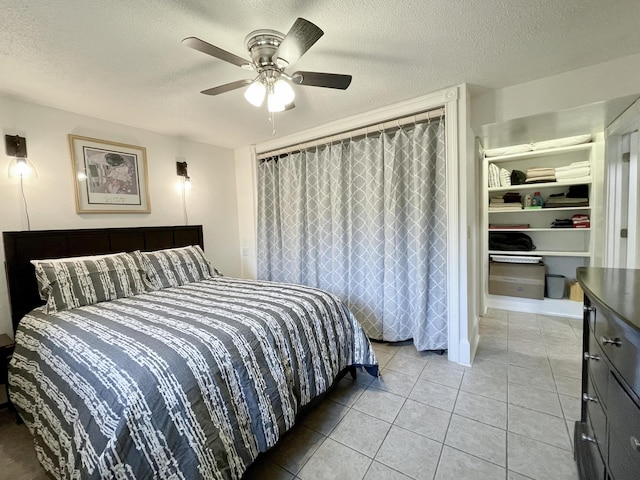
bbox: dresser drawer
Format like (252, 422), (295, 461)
(594, 311), (640, 395)
(607, 375), (640, 480)
(587, 300), (596, 333)
(585, 373), (607, 460)
(576, 420), (607, 480)
(586, 333), (608, 407)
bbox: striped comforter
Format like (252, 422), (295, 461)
(9, 277), (378, 480)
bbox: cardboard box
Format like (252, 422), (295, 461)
(489, 261), (545, 300)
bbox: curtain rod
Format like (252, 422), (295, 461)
(257, 106), (445, 160)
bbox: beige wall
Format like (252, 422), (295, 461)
(0, 95), (241, 336)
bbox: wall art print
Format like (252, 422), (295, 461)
(69, 134), (151, 213)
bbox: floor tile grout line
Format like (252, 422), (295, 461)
(280, 376), (374, 476)
(506, 310), (578, 458)
(436, 443), (515, 477)
(340, 346), (416, 478)
(430, 384), (460, 480)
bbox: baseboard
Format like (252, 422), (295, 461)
(486, 294), (582, 318)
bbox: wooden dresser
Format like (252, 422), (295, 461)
(576, 267), (640, 480)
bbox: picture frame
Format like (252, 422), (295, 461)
(69, 134), (151, 213)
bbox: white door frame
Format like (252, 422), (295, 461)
(605, 98), (640, 267)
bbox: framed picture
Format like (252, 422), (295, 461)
(69, 134), (151, 213)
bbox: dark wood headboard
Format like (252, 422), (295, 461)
(3, 225), (204, 331)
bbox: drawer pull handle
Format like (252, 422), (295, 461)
(581, 433), (597, 444)
(584, 352), (600, 361)
(632, 436), (640, 451)
(582, 393), (599, 403)
(600, 336), (622, 347)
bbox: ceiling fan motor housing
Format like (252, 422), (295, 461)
(245, 29), (287, 74)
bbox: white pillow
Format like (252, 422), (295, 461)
(500, 168), (511, 187)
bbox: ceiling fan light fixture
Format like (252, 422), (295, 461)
(273, 78), (295, 105)
(267, 92), (286, 113)
(244, 80), (266, 107)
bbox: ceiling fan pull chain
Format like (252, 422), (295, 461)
(269, 111), (276, 135)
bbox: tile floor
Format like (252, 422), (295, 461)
(244, 308), (582, 480)
(0, 308), (582, 479)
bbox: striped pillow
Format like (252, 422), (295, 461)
(142, 245), (215, 289)
(32, 252), (148, 313)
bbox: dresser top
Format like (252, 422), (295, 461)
(577, 267), (640, 332)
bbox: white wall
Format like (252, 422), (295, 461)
(234, 145), (258, 279)
(0, 95), (241, 336)
(472, 52), (640, 130)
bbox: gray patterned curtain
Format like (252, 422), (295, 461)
(257, 119), (447, 350)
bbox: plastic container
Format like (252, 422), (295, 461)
(545, 274), (566, 299)
(531, 192), (545, 207)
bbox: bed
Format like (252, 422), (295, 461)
(3, 225), (378, 480)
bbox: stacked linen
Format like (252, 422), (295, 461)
(489, 193), (522, 212)
(544, 193), (589, 208)
(555, 161), (591, 183)
(551, 214), (590, 228)
(551, 219), (573, 228)
(572, 214), (590, 228)
(525, 167), (556, 183)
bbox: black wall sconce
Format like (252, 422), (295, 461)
(6, 134), (37, 179)
(5, 134), (28, 158)
(176, 161), (191, 190)
(176, 161), (188, 177)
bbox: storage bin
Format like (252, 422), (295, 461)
(489, 262), (545, 300)
(546, 274), (566, 299)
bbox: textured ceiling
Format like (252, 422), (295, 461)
(2, 0), (640, 149)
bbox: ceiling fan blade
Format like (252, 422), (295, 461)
(182, 37), (251, 68)
(292, 71), (352, 90)
(275, 18), (324, 66)
(201, 79), (253, 96)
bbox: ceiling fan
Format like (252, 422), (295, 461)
(182, 18), (352, 113)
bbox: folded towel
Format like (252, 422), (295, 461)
(555, 167), (591, 178)
(526, 168), (556, 176)
(489, 205), (522, 211)
(526, 167), (556, 183)
(555, 161), (590, 171)
(557, 175), (591, 184)
(545, 197), (589, 207)
(525, 175), (557, 183)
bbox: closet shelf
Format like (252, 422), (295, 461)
(484, 142), (593, 163)
(488, 250), (590, 257)
(488, 179), (592, 193)
(483, 135), (596, 317)
(488, 228), (590, 232)
(488, 206), (591, 214)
